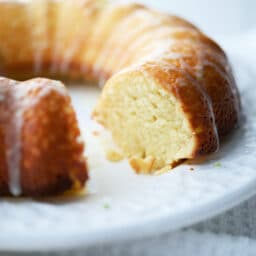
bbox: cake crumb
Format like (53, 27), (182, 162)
(106, 150), (123, 162)
(189, 167), (194, 171)
(92, 131), (100, 136)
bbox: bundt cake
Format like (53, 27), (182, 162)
(0, 77), (88, 196)
(0, 0), (240, 180)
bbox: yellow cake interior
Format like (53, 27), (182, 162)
(94, 71), (196, 174)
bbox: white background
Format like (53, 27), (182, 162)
(122, 0), (256, 38)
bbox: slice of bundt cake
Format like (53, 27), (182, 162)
(0, 77), (88, 196)
(93, 65), (217, 174)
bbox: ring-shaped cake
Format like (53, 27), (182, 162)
(0, 0), (240, 196)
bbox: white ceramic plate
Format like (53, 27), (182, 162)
(0, 54), (256, 252)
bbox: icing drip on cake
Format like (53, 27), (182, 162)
(4, 79), (66, 196)
(0, 78), (19, 195)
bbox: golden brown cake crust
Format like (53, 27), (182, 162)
(140, 64), (220, 156)
(0, 78), (88, 197)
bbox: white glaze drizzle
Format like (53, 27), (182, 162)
(30, 1), (48, 74)
(60, 42), (79, 74)
(5, 79), (66, 196)
(103, 13), (163, 69)
(93, 8), (153, 73)
(50, 0), (66, 74)
(114, 26), (176, 70)
(52, 0), (99, 75)
(59, 2), (87, 74)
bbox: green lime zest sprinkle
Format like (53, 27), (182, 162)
(103, 203), (110, 209)
(214, 162), (221, 167)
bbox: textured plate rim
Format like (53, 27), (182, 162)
(2, 172), (256, 252)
